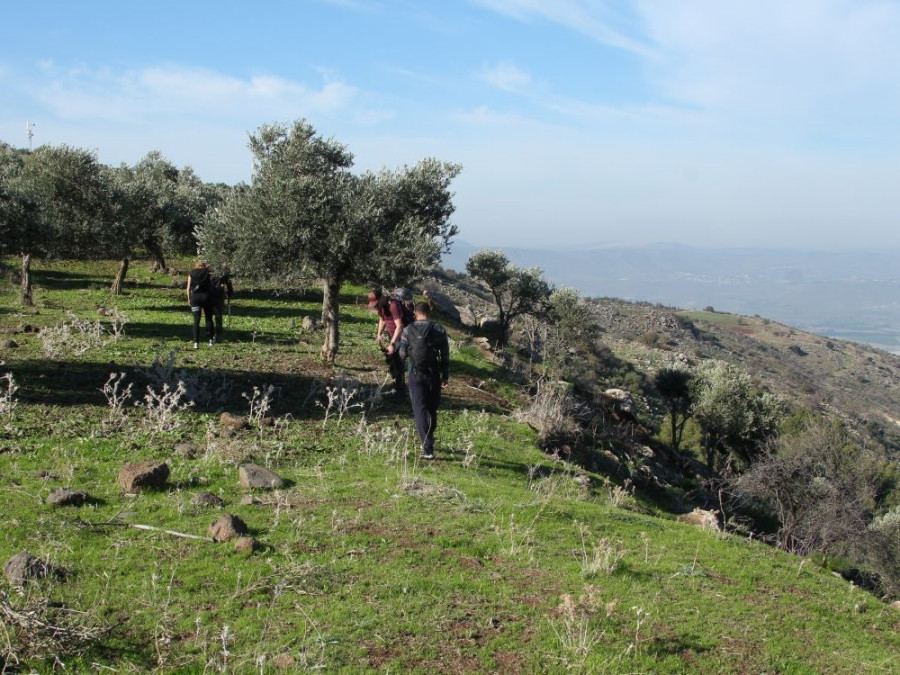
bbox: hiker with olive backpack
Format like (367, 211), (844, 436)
(398, 301), (450, 460)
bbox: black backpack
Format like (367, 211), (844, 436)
(406, 321), (439, 375)
(192, 268), (210, 293)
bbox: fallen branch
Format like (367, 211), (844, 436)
(72, 519), (213, 542)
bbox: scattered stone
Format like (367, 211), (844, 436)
(97, 307), (111, 316)
(1, 339), (18, 349)
(19, 324), (39, 334)
(259, 416), (275, 427)
(46, 488), (88, 506)
(891, 601), (900, 612)
(271, 654), (297, 669)
(677, 508), (720, 531)
(117, 461), (170, 492)
(220, 412), (247, 430)
(472, 336), (492, 350)
(234, 537), (259, 554)
(239, 463), (284, 490)
(175, 441), (200, 459)
(209, 513), (248, 542)
(37, 470), (59, 481)
(191, 492), (224, 508)
(240, 494), (262, 506)
(301, 315), (321, 332)
(4, 551), (60, 587)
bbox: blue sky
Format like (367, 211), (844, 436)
(2, 0), (899, 250)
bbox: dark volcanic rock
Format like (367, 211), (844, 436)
(118, 461), (170, 492)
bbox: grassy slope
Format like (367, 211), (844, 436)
(0, 259), (897, 673)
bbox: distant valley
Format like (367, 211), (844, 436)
(443, 242), (900, 354)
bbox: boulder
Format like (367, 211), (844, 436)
(677, 508), (720, 531)
(4, 551), (60, 587)
(118, 461), (169, 492)
(458, 305), (479, 328)
(423, 290), (460, 323)
(209, 513), (248, 542)
(1, 339), (18, 349)
(191, 492), (224, 508)
(220, 412), (247, 430)
(239, 463), (284, 490)
(46, 488), (88, 506)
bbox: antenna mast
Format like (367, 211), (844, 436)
(26, 122), (35, 150)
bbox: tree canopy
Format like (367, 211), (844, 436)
(465, 248), (551, 347)
(198, 119), (460, 362)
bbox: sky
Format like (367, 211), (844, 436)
(2, 0), (900, 251)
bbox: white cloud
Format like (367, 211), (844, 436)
(34, 64), (360, 125)
(478, 62), (532, 92)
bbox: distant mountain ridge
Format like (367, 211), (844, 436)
(443, 241), (900, 354)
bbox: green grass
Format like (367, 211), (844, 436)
(0, 258), (898, 673)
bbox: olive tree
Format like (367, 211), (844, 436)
(465, 248), (551, 348)
(198, 119), (460, 363)
(13, 145), (114, 304)
(104, 153), (212, 293)
(691, 359), (785, 472)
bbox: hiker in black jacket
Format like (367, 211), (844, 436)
(186, 261), (216, 349)
(398, 301), (450, 460)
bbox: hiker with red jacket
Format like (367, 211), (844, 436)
(368, 287), (409, 395)
(398, 301), (450, 460)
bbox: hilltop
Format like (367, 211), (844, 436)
(0, 258), (897, 672)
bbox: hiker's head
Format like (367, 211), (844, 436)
(193, 260), (207, 270)
(414, 301), (430, 320)
(367, 288), (382, 309)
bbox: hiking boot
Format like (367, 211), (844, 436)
(209, 338), (215, 346)
(420, 451), (435, 460)
(193, 342), (199, 350)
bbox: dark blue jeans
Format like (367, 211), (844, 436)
(408, 370), (442, 454)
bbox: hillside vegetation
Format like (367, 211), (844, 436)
(0, 258), (898, 673)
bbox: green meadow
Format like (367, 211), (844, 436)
(1, 259), (897, 673)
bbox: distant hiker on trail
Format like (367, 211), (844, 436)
(398, 301), (450, 460)
(368, 287), (410, 396)
(211, 271), (234, 340)
(186, 261), (216, 349)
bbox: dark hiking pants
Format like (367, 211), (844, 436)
(190, 292), (215, 343)
(386, 350), (405, 392)
(408, 370), (442, 454)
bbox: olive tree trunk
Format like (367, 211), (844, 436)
(111, 257), (129, 295)
(20, 253), (33, 306)
(320, 278), (341, 364)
